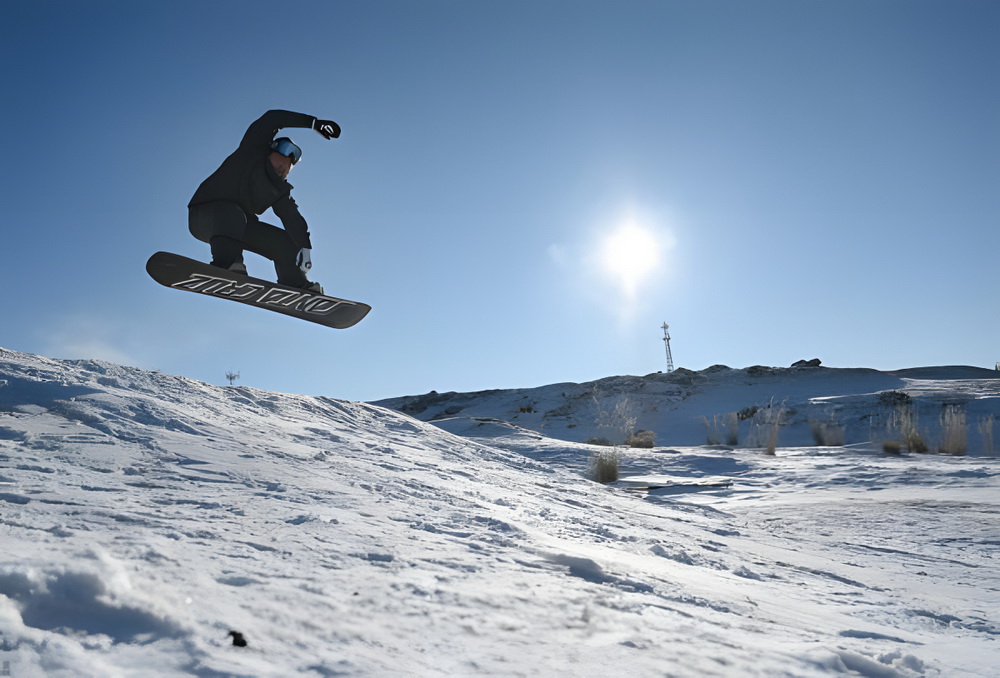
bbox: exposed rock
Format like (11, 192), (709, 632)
(791, 359), (822, 368)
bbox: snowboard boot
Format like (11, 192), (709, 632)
(209, 236), (246, 275)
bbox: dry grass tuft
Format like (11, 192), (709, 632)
(589, 447), (620, 484)
(938, 405), (967, 456)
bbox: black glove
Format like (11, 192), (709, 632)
(313, 118), (341, 140)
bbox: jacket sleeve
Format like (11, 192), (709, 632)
(272, 194), (312, 250)
(239, 110), (316, 150)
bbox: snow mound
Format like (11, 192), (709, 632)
(1, 347), (999, 676)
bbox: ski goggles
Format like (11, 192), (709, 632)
(270, 137), (302, 164)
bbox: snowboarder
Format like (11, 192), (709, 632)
(188, 109), (341, 294)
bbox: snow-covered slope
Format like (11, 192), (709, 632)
(375, 364), (1000, 451)
(1, 347), (998, 677)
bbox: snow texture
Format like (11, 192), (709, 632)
(1, 347), (998, 677)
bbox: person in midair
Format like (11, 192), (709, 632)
(188, 110), (341, 294)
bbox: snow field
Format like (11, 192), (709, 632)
(0, 347), (998, 676)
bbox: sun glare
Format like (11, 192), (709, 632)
(600, 221), (661, 298)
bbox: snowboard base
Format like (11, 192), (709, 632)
(145, 251), (370, 329)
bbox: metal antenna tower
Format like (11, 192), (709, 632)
(661, 322), (674, 373)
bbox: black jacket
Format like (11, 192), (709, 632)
(189, 110), (316, 249)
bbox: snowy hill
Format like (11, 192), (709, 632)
(375, 364), (1000, 452)
(1, 347), (999, 677)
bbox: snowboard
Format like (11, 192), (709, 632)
(145, 251), (371, 329)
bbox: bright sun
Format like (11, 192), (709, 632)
(600, 221), (661, 298)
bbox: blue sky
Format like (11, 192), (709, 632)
(2, 0), (997, 401)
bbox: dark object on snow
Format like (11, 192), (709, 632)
(791, 358), (822, 368)
(228, 631), (248, 647)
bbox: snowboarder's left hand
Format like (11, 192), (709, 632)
(313, 119), (341, 140)
(296, 248), (313, 274)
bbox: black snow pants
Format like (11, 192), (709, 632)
(188, 201), (308, 288)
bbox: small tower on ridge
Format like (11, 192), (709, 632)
(661, 322), (675, 373)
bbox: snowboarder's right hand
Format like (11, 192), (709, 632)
(313, 119), (341, 140)
(296, 248), (313, 274)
